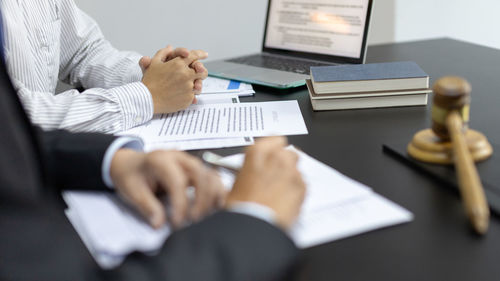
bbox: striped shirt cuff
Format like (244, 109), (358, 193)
(102, 137), (144, 188)
(113, 82), (154, 130)
(123, 58), (144, 84)
(126, 69), (143, 84)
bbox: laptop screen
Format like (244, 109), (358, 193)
(264, 0), (371, 59)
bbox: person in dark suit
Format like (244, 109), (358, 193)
(0, 13), (305, 281)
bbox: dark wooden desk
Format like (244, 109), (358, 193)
(229, 38), (500, 281)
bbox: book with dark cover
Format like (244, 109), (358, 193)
(310, 61), (429, 94)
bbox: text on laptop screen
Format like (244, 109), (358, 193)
(264, 0), (370, 59)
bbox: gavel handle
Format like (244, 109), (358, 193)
(446, 111), (490, 234)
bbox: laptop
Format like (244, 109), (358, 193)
(205, 0), (373, 89)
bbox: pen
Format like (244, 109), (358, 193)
(201, 151), (241, 173)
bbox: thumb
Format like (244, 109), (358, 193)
(139, 56), (152, 73)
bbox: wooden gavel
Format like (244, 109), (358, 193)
(408, 76), (493, 235)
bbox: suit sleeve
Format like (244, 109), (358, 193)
(36, 127), (116, 190)
(108, 212), (300, 281)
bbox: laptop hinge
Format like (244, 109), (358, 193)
(261, 52), (344, 65)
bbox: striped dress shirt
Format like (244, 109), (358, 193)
(1, 0), (153, 133)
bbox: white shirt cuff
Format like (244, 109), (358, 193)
(228, 201), (277, 226)
(102, 137), (144, 188)
(124, 63), (144, 84)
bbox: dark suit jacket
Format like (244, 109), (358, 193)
(0, 57), (298, 280)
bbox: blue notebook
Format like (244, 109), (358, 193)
(310, 61), (429, 94)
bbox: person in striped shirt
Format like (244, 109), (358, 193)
(1, 0), (208, 133)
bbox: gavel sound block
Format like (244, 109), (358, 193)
(407, 76), (493, 235)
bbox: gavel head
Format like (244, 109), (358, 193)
(431, 76), (471, 141)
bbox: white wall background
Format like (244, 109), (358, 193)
(75, 0), (269, 61)
(393, 0), (500, 50)
(74, 0), (500, 62)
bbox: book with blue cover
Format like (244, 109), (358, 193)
(310, 61), (429, 94)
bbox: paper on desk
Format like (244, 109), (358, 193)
(135, 100), (308, 142)
(144, 136), (254, 152)
(195, 93), (240, 105)
(120, 94), (254, 151)
(291, 192), (413, 248)
(64, 192), (170, 269)
(64, 147), (412, 269)
(66, 208), (126, 269)
(202, 76), (255, 97)
(217, 150), (373, 213)
(63, 192), (170, 254)
(209, 147), (413, 248)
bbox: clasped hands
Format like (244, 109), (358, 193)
(140, 45), (209, 114)
(110, 137), (306, 231)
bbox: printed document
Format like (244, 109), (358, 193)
(64, 147), (412, 269)
(129, 100), (308, 141)
(120, 94), (254, 151)
(144, 136), (254, 152)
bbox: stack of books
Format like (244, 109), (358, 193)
(307, 61), (431, 110)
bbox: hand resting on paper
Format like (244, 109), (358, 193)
(109, 137), (305, 231)
(110, 149), (225, 229)
(227, 137), (306, 230)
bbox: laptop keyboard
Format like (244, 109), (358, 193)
(228, 54), (332, 75)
